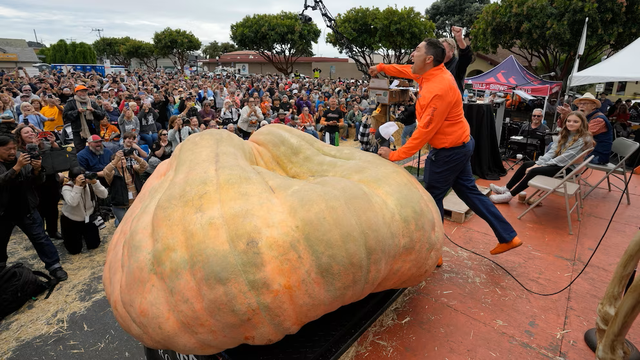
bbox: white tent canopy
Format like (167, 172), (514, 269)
(570, 37), (640, 87)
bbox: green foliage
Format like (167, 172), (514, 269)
(123, 40), (160, 69)
(202, 41), (240, 59)
(326, 6), (435, 74)
(425, 0), (489, 38)
(230, 11), (321, 75)
(472, 0), (640, 83)
(92, 37), (134, 67)
(45, 40), (96, 64)
(153, 28), (201, 73)
(378, 6), (436, 64)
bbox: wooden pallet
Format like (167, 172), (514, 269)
(443, 185), (491, 223)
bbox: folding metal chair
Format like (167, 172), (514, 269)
(518, 148), (594, 235)
(581, 138), (640, 205)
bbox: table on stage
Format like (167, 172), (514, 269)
(463, 103), (506, 180)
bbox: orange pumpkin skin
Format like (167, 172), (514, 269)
(103, 125), (443, 355)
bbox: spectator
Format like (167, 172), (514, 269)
(238, 98), (263, 139)
(441, 26), (473, 94)
(14, 123), (63, 239)
(490, 111), (594, 204)
(40, 95), (64, 132)
(118, 103), (141, 138)
(103, 149), (148, 226)
(98, 117), (120, 142)
(0, 98), (16, 137)
(121, 131), (148, 166)
(219, 100), (240, 127)
(345, 104), (364, 142)
(60, 167), (108, 254)
(148, 129), (173, 172)
(14, 84), (40, 105)
(296, 93), (314, 116)
(77, 135), (113, 181)
(138, 102), (159, 146)
(181, 117), (202, 140)
(0, 135), (68, 281)
(599, 93), (614, 114)
(198, 101), (218, 128)
(102, 101), (121, 127)
(167, 115), (184, 148)
(19, 101), (54, 131)
(63, 85), (106, 151)
(320, 97), (344, 145)
(152, 92), (170, 129)
(298, 107), (319, 139)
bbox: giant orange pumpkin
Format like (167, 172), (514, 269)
(103, 125), (443, 355)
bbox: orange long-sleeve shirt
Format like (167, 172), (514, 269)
(376, 63), (470, 162)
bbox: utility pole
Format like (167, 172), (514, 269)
(91, 28), (104, 38)
(66, 37), (76, 43)
(33, 29), (39, 43)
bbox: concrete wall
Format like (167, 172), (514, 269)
(130, 58), (176, 70)
(465, 56), (494, 77)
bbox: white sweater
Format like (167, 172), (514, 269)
(61, 181), (109, 222)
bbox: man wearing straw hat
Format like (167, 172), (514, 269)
(558, 92), (613, 165)
(371, 39), (523, 263)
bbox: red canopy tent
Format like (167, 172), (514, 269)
(466, 55), (562, 97)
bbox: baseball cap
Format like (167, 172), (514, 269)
(75, 85), (88, 92)
(88, 135), (103, 142)
(19, 93), (29, 98)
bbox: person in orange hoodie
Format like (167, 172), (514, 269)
(371, 38), (522, 259)
(98, 117), (120, 142)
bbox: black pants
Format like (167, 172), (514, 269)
(60, 214), (101, 255)
(238, 127), (252, 140)
(506, 161), (562, 196)
(38, 175), (61, 236)
(73, 131), (86, 152)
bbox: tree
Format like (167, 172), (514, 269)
(326, 7), (381, 74)
(326, 6), (435, 74)
(377, 6), (436, 64)
(124, 40), (161, 69)
(230, 12), (321, 75)
(202, 41), (240, 59)
(44, 40), (96, 64)
(472, 0), (640, 83)
(153, 28), (201, 73)
(92, 37), (134, 67)
(425, 0), (489, 38)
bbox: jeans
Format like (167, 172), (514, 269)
(0, 211), (61, 270)
(140, 133), (158, 147)
(304, 128), (319, 139)
(402, 122), (417, 145)
(112, 206), (129, 228)
(424, 136), (517, 244)
(506, 161), (562, 196)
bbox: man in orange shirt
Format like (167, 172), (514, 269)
(371, 39), (522, 257)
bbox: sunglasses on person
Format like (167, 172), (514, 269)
(159, 132), (168, 136)
(532, 114), (542, 117)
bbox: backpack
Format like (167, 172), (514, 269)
(0, 263), (58, 320)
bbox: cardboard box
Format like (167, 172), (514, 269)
(370, 78), (389, 90)
(370, 89), (409, 105)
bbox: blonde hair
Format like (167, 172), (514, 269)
(439, 38), (458, 58)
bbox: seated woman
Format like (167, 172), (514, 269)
(489, 111), (594, 204)
(60, 167), (109, 254)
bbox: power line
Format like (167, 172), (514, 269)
(66, 37), (76, 43)
(91, 28), (104, 38)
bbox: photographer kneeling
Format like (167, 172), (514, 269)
(60, 167), (108, 254)
(103, 149), (147, 226)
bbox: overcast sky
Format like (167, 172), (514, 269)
(1, 0), (438, 58)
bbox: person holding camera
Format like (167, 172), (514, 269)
(60, 167), (108, 254)
(62, 85), (107, 152)
(238, 98), (263, 140)
(0, 135), (68, 281)
(138, 102), (159, 146)
(14, 123), (64, 239)
(122, 131), (148, 166)
(103, 149), (148, 226)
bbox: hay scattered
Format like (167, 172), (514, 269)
(339, 282), (424, 360)
(0, 221), (116, 359)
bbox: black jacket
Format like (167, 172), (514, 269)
(445, 45), (473, 95)
(109, 167), (142, 207)
(0, 155), (46, 217)
(62, 99), (106, 134)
